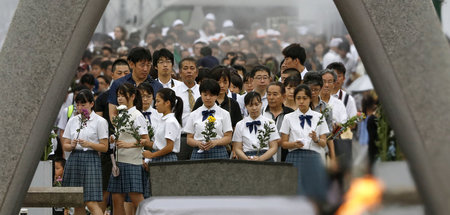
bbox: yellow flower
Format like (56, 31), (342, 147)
(207, 116), (216, 123)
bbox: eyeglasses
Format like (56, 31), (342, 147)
(254, 76), (270, 81)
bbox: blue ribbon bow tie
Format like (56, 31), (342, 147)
(202, 110), (216, 121)
(143, 112), (152, 124)
(299, 115), (313, 128)
(246, 120), (261, 134)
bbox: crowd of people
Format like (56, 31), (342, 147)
(49, 13), (379, 215)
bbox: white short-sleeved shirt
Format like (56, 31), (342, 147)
(173, 83), (200, 129)
(183, 104), (233, 142)
(158, 78), (183, 89)
(324, 96), (348, 124)
(63, 111), (108, 151)
(332, 89), (357, 118)
(232, 115), (280, 152)
(279, 108), (329, 154)
(153, 113), (181, 153)
(143, 106), (162, 132)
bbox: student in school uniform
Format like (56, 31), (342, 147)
(62, 89), (108, 215)
(280, 85), (329, 202)
(233, 92), (279, 161)
(107, 83), (150, 215)
(137, 82), (162, 202)
(303, 71), (336, 165)
(192, 66), (242, 128)
(185, 79), (233, 160)
(153, 48), (182, 89)
(143, 88), (183, 162)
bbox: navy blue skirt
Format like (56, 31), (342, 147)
(63, 150), (102, 202)
(245, 150), (274, 162)
(107, 162), (144, 194)
(190, 146), (229, 160)
(151, 152), (178, 163)
(285, 149), (328, 202)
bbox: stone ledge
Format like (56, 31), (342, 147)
(149, 159), (297, 196)
(23, 187), (84, 207)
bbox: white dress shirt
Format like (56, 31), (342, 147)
(173, 83), (200, 128)
(279, 108), (329, 155)
(153, 113), (181, 153)
(332, 89), (357, 118)
(63, 111), (108, 151)
(232, 115), (279, 152)
(183, 104), (233, 142)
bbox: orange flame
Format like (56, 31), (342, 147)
(336, 175), (384, 215)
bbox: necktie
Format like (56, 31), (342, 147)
(188, 89), (195, 111)
(299, 115), (312, 128)
(202, 110), (216, 121)
(143, 111), (152, 125)
(246, 120), (261, 134)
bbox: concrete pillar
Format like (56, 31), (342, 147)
(0, 0), (108, 214)
(333, 0), (450, 214)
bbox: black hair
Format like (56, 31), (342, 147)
(91, 57), (102, 66)
(199, 78), (220, 96)
(156, 88), (183, 125)
(232, 64), (246, 75)
(200, 46), (212, 56)
(250, 65), (271, 78)
(153, 48), (174, 66)
(230, 56), (246, 66)
(210, 65), (231, 84)
(116, 82), (143, 111)
(243, 71), (253, 83)
(112, 59), (130, 73)
(337, 40), (350, 53)
(320, 69), (337, 82)
(82, 50), (93, 61)
(137, 82), (154, 98)
(196, 67), (210, 84)
(101, 46), (113, 54)
(326, 62), (346, 75)
(179, 57), (197, 70)
(362, 93), (378, 115)
(54, 157), (66, 168)
(80, 74), (95, 86)
(75, 89), (94, 104)
(151, 39), (165, 50)
(100, 60), (112, 70)
(282, 43), (306, 65)
(303, 71), (323, 88)
(72, 84), (89, 94)
(284, 75), (301, 87)
(230, 72), (243, 91)
(244, 91), (262, 106)
(282, 68), (300, 75)
(127, 47), (152, 64)
(294, 84), (312, 101)
(97, 75), (111, 85)
(268, 82), (286, 94)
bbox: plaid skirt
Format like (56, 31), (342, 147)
(190, 146), (229, 160)
(62, 150), (102, 202)
(126, 165), (150, 202)
(245, 150), (274, 162)
(151, 152), (178, 163)
(285, 149), (328, 202)
(107, 162), (144, 194)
